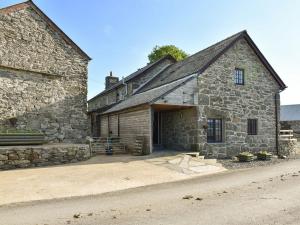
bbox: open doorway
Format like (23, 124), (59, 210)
(153, 111), (162, 150)
(152, 104), (198, 152)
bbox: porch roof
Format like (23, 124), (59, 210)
(151, 104), (195, 111)
(102, 74), (196, 115)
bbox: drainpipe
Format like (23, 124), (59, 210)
(275, 91), (281, 156)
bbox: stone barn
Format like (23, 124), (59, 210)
(88, 31), (286, 158)
(0, 1), (90, 143)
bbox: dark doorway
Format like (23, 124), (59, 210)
(153, 111), (162, 146)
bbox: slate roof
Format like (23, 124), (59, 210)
(136, 30), (286, 93)
(281, 105), (300, 121)
(103, 74), (196, 114)
(0, 1), (91, 60)
(98, 30), (287, 114)
(88, 55), (176, 102)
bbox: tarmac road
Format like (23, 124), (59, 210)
(1, 159), (300, 225)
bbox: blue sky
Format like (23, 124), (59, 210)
(1, 0), (300, 105)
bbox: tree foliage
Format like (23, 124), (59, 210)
(148, 45), (188, 63)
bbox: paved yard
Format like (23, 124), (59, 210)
(0, 152), (225, 206)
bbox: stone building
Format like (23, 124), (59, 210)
(88, 31), (286, 158)
(281, 105), (300, 141)
(0, 1), (90, 143)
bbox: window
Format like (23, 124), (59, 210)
(248, 119), (258, 135)
(235, 68), (244, 85)
(207, 119), (223, 143)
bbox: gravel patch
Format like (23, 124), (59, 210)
(218, 157), (299, 170)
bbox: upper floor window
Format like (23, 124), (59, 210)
(235, 68), (244, 85)
(247, 119), (258, 135)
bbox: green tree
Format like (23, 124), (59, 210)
(148, 45), (188, 63)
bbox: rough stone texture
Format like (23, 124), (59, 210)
(162, 108), (198, 150)
(0, 5), (89, 143)
(0, 144), (90, 170)
(197, 38), (280, 158)
(279, 139), (297, 157)
(281, 121), (300, 141)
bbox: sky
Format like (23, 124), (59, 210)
(1, 0), (300, 105)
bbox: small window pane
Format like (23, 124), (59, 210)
(248, 119), (257, 135)
(235, 68), (244, 85)
(207, 119), (222, 143)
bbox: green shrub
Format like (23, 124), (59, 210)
(237, 152), (254, 162)
(257, 151), (272, 161)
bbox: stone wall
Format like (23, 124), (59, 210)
(197, 38), (281, 158)
(161, 107), (198, 150)
(0, 4), (89, 143)
(0, 144), (90, 170)
(281, 121), (300, 141)
(279, 139), (297, 157)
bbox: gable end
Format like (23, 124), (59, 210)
(0, 1), (91, 60)
(199, 31), (286, 90)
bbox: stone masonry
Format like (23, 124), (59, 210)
(197, 39), (280, 158)
(0, 2), (90, 143)
(0, 144), (90, 170)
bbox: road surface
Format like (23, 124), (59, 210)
(1, 159), (300, 225)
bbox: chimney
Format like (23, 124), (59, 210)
(105, 71), (119, 89)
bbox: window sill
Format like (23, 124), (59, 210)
(207, 142), (224, 144)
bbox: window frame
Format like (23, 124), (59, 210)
(247, 119), (258, 135)
(207, 118), (223, 143)
(234, 68), (245, 85)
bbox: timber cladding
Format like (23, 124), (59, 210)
(109, 114), (119, 136)
(100, 116), (109, 137)
(119, 108), (150, 153)
(100, 107), (151, 153)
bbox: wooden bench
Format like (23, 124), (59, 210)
(0, 132), (46, 146)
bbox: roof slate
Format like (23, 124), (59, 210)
(137, 30), (286, 93)
(281, 105), (300, 121)
(88, 55), (176, 102)
(97, 30), (287, 115)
